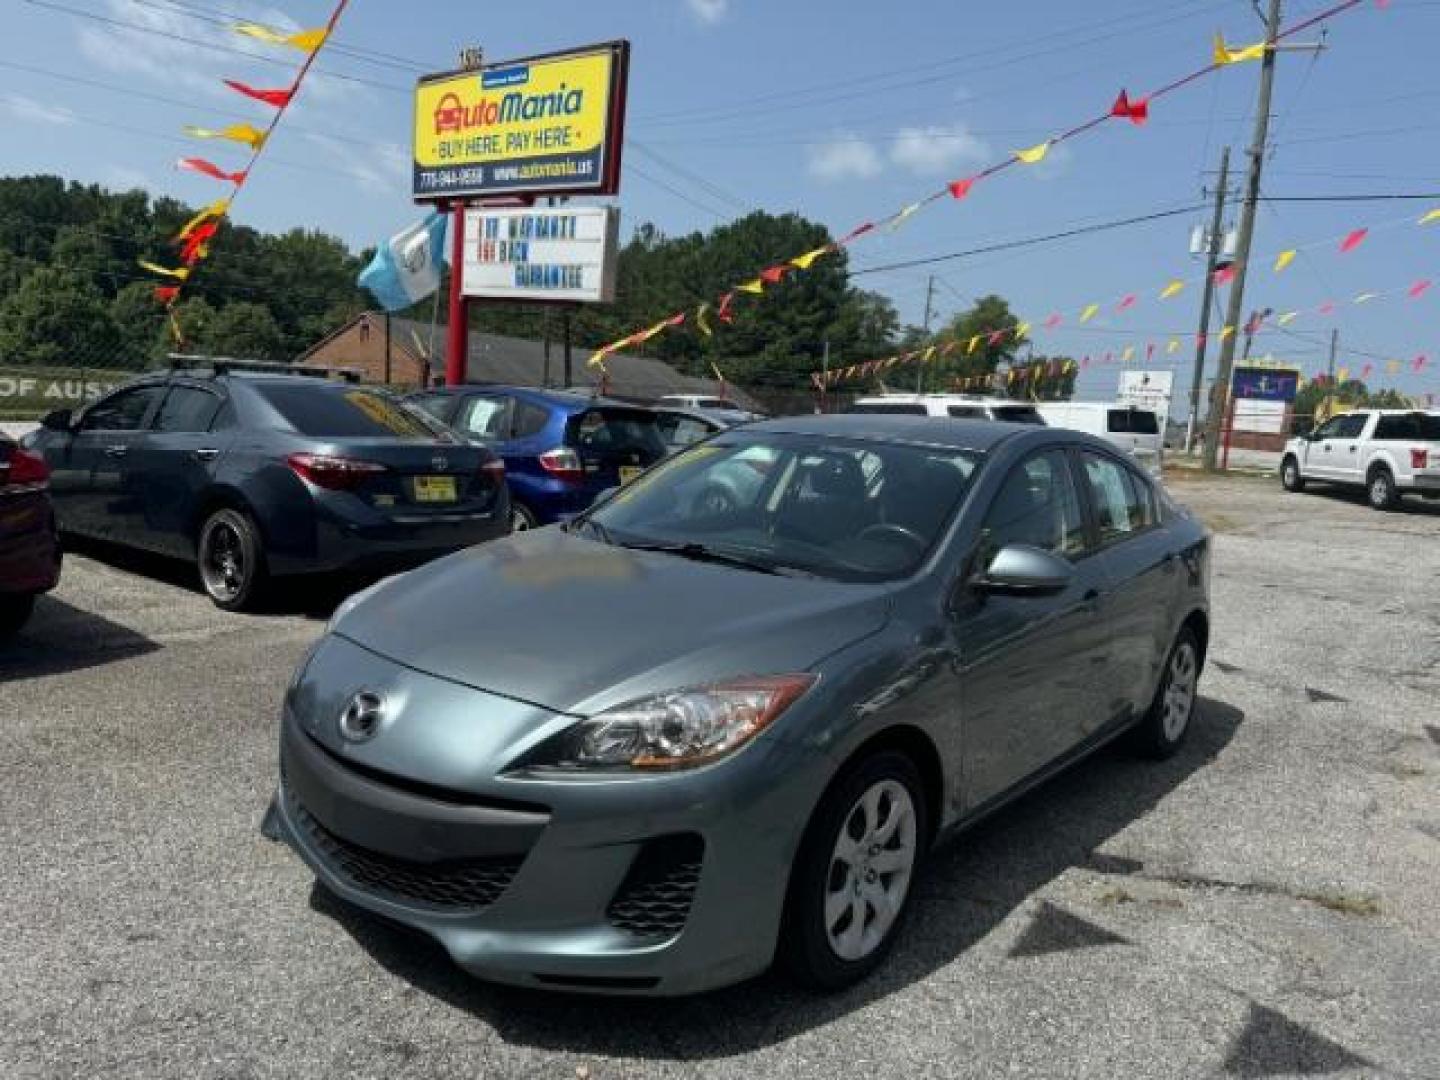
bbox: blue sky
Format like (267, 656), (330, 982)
(2, 0), (1438, 402)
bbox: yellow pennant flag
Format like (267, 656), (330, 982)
(1079, 303), (1099, 323)
(736, 278), (765, 295)
(1354, 291), (1378, 304)
(233, 22), (329, 53)
(184, 123), (268, 150)
(1386, 360), (1401, 375)
(1121, 346), (1134, 362)
(1213, 32), (1266, 65)
(175, 198), (230, 240)
(1014, 322), (1030, 339)
(1014, 141), (1051, 165)
(1220, 325), (1235, 341)
(1166, 338), (1180, 354)
(967, 334), (981, 355)
(696, 303), (713, 338)
(790, 246), (831, 270)
(1417, 208), (1440, 225)
(1159, 279), (1185, 300)
(1278, 310), (1298, 325)
(1274, 249), (1297, 272)
(922, 346), (937, 363)
(138, 259), (190, 280)
(1337, 366), (1350, 383)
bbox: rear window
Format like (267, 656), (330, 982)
(1374, 412), (1440, 440)
(259, 385), (451, 440)
(849, 401), (928, 416)
(1108, 408), (1160, 435)
(566, 408), (668, 461)
(992, 406), (1045, 425)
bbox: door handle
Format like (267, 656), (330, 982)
(104, 444), (128, 457)
(1348, 446), (1356, 454)
(193, 448), (220, 461)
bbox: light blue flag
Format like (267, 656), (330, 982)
(358, 211), (448, 312)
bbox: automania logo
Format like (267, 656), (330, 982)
(434, 85), (586, 136)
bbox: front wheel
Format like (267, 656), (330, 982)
(1280, 456), (1305, 493)
(197, 508), (267, 611)
(1131, 626), (1201, 759)
(1367, 468), (1399, 511)
(780, 750), (928, 991)
(510, 502), (539, 533)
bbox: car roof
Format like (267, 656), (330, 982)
(853, 393), (1034, 407)
(415, 384), (645, 412)
(743, 412), (1031, 451)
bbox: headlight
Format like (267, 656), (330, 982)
(525, 675), (815, 773)
(326, 573), (401, 634)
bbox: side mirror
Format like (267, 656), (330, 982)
(40, 408), (73, 432)
(975, 544), (1074, 596)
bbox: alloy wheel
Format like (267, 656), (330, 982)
(1162, 641), (1198, 742)
(202, 521), (245, 602)
(824, 779), (918, 962)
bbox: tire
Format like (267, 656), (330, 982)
(780, 749), (928, 992)
(510, 502), (539, 533)
(0, 594), (36, 639)
(1280, 456), (1305, 493)
(1366, 467), (1399, 511)
(1130, 626), (1202, 760)
(197, 507), (267, 612)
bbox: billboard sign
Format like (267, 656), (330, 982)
(1117, 369), (1175, 417)
(461, 206), (619, 303)
(1233, 365), (1299, 402)
(1234, 399), (1288, 434)
(413, 41), (629, 201)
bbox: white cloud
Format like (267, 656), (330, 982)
(888, 124), (989, 175)
(685, 0), (728, 24)
(303, 133), (409, 195)
(1, 93), (77, 126)
(808, 134), (882, 182)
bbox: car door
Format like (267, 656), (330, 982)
(132, 382), (230, 557)
(954, 447), (1110, 809)
(54, 384), (166, 539)
(1075, 449), (1174, 726)
(1301, 415), (1348, 480)
(1328, 412), (1371, 486)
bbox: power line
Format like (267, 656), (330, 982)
(622, 163), (732, 221)
(627, 144), (751, 214)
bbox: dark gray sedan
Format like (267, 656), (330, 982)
(269, 415), (1209, 995)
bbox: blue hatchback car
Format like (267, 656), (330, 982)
(408, 387), (669, 531)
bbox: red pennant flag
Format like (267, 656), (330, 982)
(1116, 294), (1136, 312)
(1081, 356), (1090, 369)
(1408, 278), (1432, 299)
(664, 312), (686, 329)
(153, 285), (180, 303)
(1146, 343), (1156, 360)
(177, 157), (247, 184)
(1196, 333), (1207, 348)
(838, 222), (875, 245)
(1414, 355), (1428, 372)
(1338, 228), (1368, 253)
(1213, 265), (1236, 286)
(987, 328), (1006, 346)
(223, 79), (294, 107)
(1104, 351), (1114, 364)
(179, 220), (219, 263)
(1318, 301), (1336, 315)
(1110, 89), (1149, 125)
(941, 341), (958, 356)
(717, 292), (735, 324)
(1043, 313), (1061, 329)
(947, 176), (975, 200)
(759, 264), (789, 285)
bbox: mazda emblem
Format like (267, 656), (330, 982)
(432, 454), (449, 472)
(337, 691), (386, 743)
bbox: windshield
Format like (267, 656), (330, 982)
(259, 385), (454, 440)
(583, 433), (983, 581)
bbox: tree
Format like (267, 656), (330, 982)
(0, 267), (120, 366)
(110, 281), (168, 369)
(937, 295), (1026, 384)
(202, 301), (285, 360)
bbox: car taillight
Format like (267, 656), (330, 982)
(286, 453), (387, 491)
(539, 447), (584, 482)
(1412, 448), (1430, 470)
(479, 457), (506, 482)
(0, 447), (49, 491)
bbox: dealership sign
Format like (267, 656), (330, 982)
(461, 206), (619, 303)
(412, 41), (630, 200)
(1232, 365), (1300, 402)
(0, 371), (123, 405)
(1117, 370), (1175, 418)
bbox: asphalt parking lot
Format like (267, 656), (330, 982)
(3, 475), (1438, 1079)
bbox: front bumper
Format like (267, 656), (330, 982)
(272, 679), (823, 995)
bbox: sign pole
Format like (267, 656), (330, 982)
(445, 202), (467, 386)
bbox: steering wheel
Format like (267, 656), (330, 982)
(856, 522), (927, 554)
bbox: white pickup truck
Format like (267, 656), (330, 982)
(1280, 409), (1440, 510)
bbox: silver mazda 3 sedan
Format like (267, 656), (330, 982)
(268, 414), (1210, 995)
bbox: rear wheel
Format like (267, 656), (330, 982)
(1130, 626), (1201, 759)
(510, 502), (539, 532)
(781, 750), (927, 991)
(1280, 456), (1305, 493)
(1367, 467), (1399, 511)
(198, 508), (267, 611)
(0, 594), (36, 639)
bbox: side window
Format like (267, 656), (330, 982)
(153, 386), (222, 433)
(78, 385), (165, 432)
(1081, 453), (1150, 544)
(948, 406), (983, 419)
(454, 395), (511, 439)
(978, 450), (1087, 565)
(408, 393), (453, 423)
(1336, 413), (1369, 439)
(1312, 417), (1345, 440)
(210, 399), (236, 432)
(511, 400), (550, 438)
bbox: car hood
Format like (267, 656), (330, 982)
(332, 528), (892, 716)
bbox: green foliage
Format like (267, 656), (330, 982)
(1290, 378), (1414, 433)
(0, 266), (120, 367)
(201, 301), (286, 361)
(936, 295), (1026, 381)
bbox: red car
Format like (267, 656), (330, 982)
(0, 432), (61, 637)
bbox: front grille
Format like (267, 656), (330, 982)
(607, 834), (704, 939)
(288, 793), (522, 913)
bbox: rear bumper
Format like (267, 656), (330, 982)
(1403, 473), (1440, 493)
(0, 498), (61, 596)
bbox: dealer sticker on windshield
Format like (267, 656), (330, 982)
(618, 465), (643, 485)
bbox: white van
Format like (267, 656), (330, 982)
(849, 394), (1046, 425)
(1036, 402), (1165, 476)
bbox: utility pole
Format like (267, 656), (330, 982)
(1326, 327), (1338, 383)
(917, 274), (935, 393)
(1184, 145), (1230, 454)
(1203, 0), (1282, 470)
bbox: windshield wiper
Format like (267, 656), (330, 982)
(567, 516), (615, 545)
(617, 539), (811, 577)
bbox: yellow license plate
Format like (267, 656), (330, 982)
(413, 475), (457, 503)
(618, 465), (643, 485)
